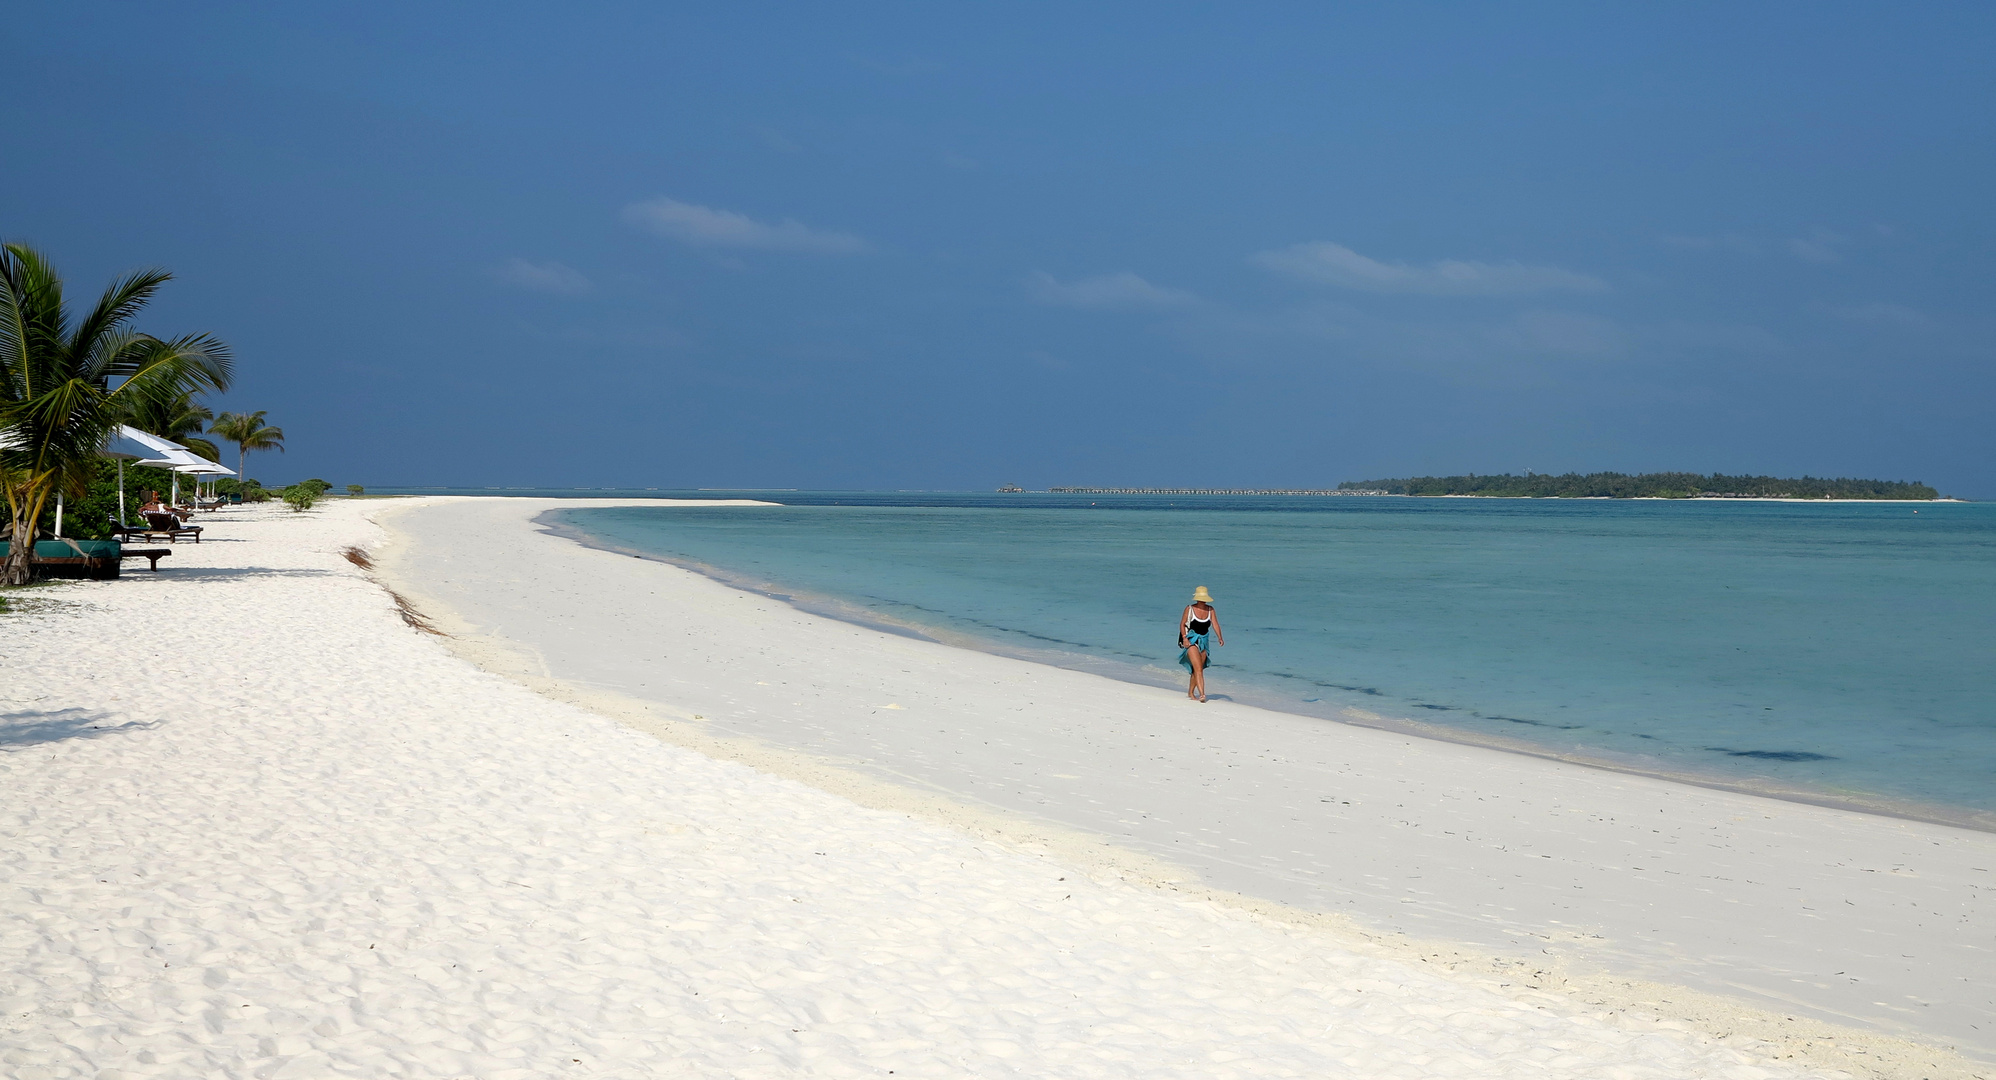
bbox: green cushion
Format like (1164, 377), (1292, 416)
(0, 540), (123, 558)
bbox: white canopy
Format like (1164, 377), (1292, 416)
(114, 423), (200, 453)
(118, 426), (232, 473)
(115, 426), (192, 456)
(135, 452), (212, 469)
(0, 426), (229, 470)
(168, 460), (236, 476)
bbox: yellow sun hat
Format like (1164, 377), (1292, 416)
(1191, 586), (1214, 603)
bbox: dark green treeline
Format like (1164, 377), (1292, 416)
(1339, 472), (1941, 500)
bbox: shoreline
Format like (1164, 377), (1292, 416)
(370, 496), (1995, 1070)
(378, 485), (1976, 504)
(31, 496), (1848, 1077)
(538, 506), (1995, 835)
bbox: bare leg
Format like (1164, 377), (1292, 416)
(1187, 644), (1207, 702)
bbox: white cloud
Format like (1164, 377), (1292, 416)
(1251, 241), (1606, 296)
(754, 128), (804, 154)
(493, 258), (592, 294)
(1831, 302), (1931, 328)
(1488, 310), (1627, 358)
(1663, 227), (1864, 264)
(622, 196), (866, 254)
(1660, 233), (1761, 255)
(1650, 320), (1787, 354)
(1029, 271), (1197, 310)
(1788, 226), (1846, 264)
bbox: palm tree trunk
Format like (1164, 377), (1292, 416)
(5, 502), (39, 586)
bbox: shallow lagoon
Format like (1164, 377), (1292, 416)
(551, 493), (1996, 820)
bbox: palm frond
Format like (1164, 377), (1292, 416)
(68, 267), (171, 373)
(104, 336), (235, 412)
(0, 244), (68, 404)
(0, 250), (32, 402)
(77, 327), (149, 385)
(145, 332), (233, 393)
(122, 388), (220, 452)
(212, 410), (278, 445)
(3, 245), (232, 583)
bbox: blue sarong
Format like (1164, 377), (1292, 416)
(1179, 630), (1213, 672)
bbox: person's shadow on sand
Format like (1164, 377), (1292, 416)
(0, 709), (161, 749)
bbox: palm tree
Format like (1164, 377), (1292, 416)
(210, 410), (284, 486)
(2, 244), (233, 585)
(125, 389), (220, 461)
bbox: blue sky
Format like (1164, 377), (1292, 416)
(8, 3), (1992, 494)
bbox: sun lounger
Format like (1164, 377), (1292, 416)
(0, 539), (124, 579)
(139, 511), (202, 543)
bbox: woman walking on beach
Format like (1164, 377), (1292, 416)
(1179, 586), (1224, 702)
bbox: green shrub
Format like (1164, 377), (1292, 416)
(346, 484), (364, 496)
(216, 476), (272, 503)
(281, 485), (318, 512)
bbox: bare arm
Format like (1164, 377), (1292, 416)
(1212, 611), (1224, 647)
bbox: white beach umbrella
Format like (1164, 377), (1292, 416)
(114, 426), (195, 457)
(134, 454), (203, 505)
(114, 427), (212, 507)
(7, 426), (218, 532)
(171, 458), (236, 504)
(133, 453), (208, 469)
(120, 427), (228, 506)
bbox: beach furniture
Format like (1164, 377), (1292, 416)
(0, 539), (124, 579)
(119, 547), (172, 571)
(138, 511), (203, 543)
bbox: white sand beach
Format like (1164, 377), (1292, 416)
(3, 497), (1989, 1079)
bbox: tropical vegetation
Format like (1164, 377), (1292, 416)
(20, 457), (178, 541)
(1, 243), (233, 585)
(1339, 472), (1941, 500)
(282, 478), (330, 512)
(210, 410), (284, 484)
(125, 389), (220, 461)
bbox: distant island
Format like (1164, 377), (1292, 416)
(1338, 472), (1940, 500)
(1046, 487), (1382, 496)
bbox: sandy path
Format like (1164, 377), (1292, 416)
(371, 497), (1995, 1069)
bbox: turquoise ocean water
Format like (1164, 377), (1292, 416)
(528, 492), (1994, 824)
